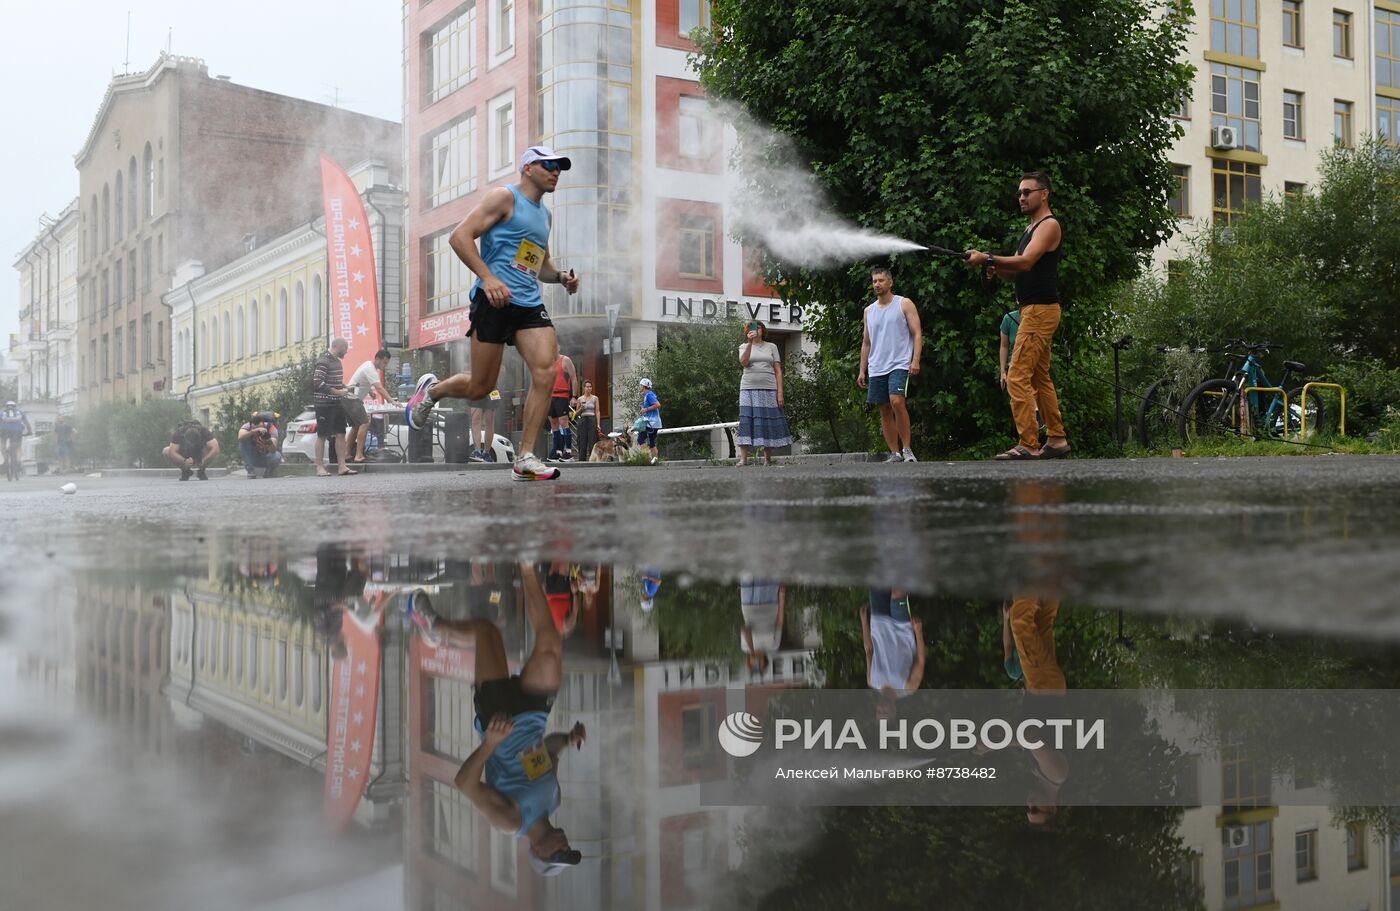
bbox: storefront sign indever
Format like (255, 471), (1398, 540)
(660, 296), (805, 327)
(418, 308), (472, 346)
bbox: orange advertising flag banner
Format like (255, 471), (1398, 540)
(324, 605), (383, 829)
(319, 155), (382, 373)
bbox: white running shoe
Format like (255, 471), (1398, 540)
(403, 589), (441, 647)
(650, 456), (659, 465)
(405, 373), (440, 431)
(902, 448), (918, 463)
(882, 451), (904, 463)
(513, 452), (561, 482)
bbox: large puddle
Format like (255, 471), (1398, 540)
(3, 534), (1399, 910)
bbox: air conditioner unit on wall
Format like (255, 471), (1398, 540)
(1223, 825), (1250, 849)
(1211, 125), (1241, 150)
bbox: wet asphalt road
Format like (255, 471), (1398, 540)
(3, 455), (1399, 640)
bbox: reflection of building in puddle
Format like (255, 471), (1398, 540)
(165, 549), (409, 830)
(404, 569), (822, 910)
(1169, 745), (1395, 909)
(72, 576), (175, 753)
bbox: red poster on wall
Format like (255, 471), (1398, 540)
(319, 155), (382, 373)
(324, 601), (383, 830)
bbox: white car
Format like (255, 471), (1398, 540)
(281, 404), (515, 464)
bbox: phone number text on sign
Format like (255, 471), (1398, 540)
(418, 309), (472, 345)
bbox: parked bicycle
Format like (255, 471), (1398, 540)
(1136, 345), (1213, 451)
(1176, 341), (1326, 446)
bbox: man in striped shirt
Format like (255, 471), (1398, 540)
(312, 338), (357, 477)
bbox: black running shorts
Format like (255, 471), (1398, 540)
(467, 288), (554, 346)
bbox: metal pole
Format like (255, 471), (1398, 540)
(1114, 346), (1123, 451)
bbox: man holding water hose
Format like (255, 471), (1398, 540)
(966, 171), (1071, 461)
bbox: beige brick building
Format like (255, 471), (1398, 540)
(73, 54), (400, 409)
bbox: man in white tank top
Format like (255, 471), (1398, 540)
(858, 266), (922, 462)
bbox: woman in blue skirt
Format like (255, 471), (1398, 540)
(736, 320), (792, 466)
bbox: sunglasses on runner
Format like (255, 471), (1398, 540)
(538, 160), (564, 173)
(1018, 187), (1046, 198)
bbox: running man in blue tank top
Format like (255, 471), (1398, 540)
(405, 146), (582, 481)
(403, 564), (588, 877)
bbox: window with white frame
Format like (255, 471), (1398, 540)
(489, 0), (515, 67)
(679, 0), (711, 36)
(678, 213), (716, 278)
(1283, 90), (1304, 140)
(426, 4), (478, 104)
(294, 281), (305, 342)
(678, 95), (716, 159)
(427, 113), (478, 207)
(427, 229), (474, 313)
(488, 91), (516, 177)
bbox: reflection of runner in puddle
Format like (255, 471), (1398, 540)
(861, 590), (925, 720)
(740, 581), (784, 674)
(405, 563), (587, 875)
(544, 561), (579, 637)
(639, 569), (662, 613)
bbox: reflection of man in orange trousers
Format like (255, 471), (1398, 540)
(1009, 596), (1065, 693)
(1008, 480), (1067, 694)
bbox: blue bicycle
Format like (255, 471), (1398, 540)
(1177, 341), (1326, 445)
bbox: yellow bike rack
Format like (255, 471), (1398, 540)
(1299, 382), (1347, 438)
(1241, 386), (1287, 438)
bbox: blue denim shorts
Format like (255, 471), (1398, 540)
(638, 426), (659, 447)
(867, 369), (910, 405)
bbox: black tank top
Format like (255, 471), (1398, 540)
(1015, 216), (1062, 306)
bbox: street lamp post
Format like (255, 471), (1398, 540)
(605, 304), (620, 431)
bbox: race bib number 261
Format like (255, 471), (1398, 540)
(512, 240), (546, 278)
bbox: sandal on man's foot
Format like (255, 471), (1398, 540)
(994, 445), (1040, 461)
(1039, 443), (1072, 459)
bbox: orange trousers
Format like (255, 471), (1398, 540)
(1009, 597), (1066, 693)
(1007, 304), (1066, 449)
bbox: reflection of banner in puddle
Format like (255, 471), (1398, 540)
(413, 635), (474, 683)
(324, 605), (383, 829)
(700, 689), (1400, 808)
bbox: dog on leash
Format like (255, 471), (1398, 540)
(589, 428), (636, 462)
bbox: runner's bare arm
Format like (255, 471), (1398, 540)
(539, 253), (581, 294)
(545, 722), (587, 767)
(449, 188), (516, 305)
(454, 719), (524, 832)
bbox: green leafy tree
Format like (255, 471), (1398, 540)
(724, 803), (1200, 911)
(210, 359), (317, 465)
(625, 321), (747, 457)
(694, 0), (1194, 456)
(75, 399), (193, 468)
(781, 349), (871, 453)
(1116, 142), (1400, 437)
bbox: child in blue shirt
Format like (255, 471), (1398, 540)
(639, 378), (662, 464)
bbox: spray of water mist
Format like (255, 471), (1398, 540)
(711, 101), (926, 268)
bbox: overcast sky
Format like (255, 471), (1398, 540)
(0, 1), (403, 362)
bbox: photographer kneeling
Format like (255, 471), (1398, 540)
(238, 412), (283, 479)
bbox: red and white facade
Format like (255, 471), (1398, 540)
(403, 0), (802, 438)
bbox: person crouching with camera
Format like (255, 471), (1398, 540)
(238, 412), (283, 479)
